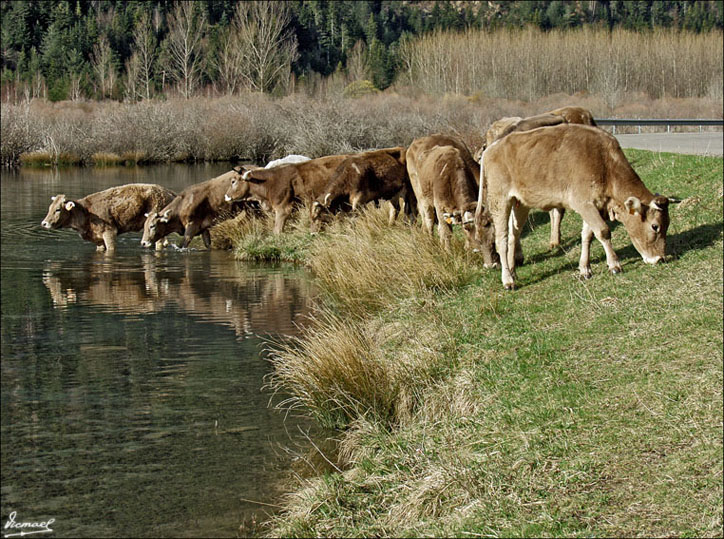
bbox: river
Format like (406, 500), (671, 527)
(1, 164), (318, 537)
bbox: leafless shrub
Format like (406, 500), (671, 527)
(0, 102), (42, 166)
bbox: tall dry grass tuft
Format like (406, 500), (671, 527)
(309, 205), (479, 317)
(267, 309), (397, 429)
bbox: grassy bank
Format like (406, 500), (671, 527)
(219, 149), (723, 537)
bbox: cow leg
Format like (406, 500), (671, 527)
(435, 207), (453, 252)
(273, 207), (292, 235)
(154, 238), (168, 251)
(574, 202), (622, 274)
(549, 208), (564, 249)
(579, 222), (595, 279)
(201, 229), (211, 249)
(419, 200), (435, 235)
(508, 203), (529, 271)
(182, 221), (200, 248)
(387, 199), (400, 225)
(492, 198), (516, 290)
(102, 229), (117, 252)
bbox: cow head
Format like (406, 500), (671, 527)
(614, 195), (673, 264)
(224, 169), (256, 203)
(42, 194), (77, 229)
(141, 209), (172, 248)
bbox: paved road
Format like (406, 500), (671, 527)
(614, 132), (723, 156)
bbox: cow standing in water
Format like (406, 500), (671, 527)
(141, 169), (249, 249)
(42, 183), (176, 252)
(478, 123), (675, 290)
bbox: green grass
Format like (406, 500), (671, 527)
(224, 149), (723, 537)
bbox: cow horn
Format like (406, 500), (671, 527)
(324, 193), (331, 207)
(463, 211), (474, 224)
(64, 201), (75, 211)
(242, 170), (252, 180)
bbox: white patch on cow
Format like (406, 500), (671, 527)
(265, 155), (311, 168)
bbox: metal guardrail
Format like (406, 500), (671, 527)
(594, 118), (724, 134)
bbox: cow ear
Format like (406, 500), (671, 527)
(144, 212), (150, 218)
(650, 195), (670, 211)
(160, 209), (171, 223)
(64, 201), (75, 211)
(624, 196), (643, 216)
(51, 195), (57, 201)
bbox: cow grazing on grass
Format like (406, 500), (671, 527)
(477, 106), (598, 253)
(310, 147), (414, 229)
(224, 154), (350, 235)
(42, 183), (176, 252)
(141, 169), (244, 249)
(478, 123), (675, 290)
(406, 134), (497, 264)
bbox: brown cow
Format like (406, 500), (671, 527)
(224, 154), (350, 235)
(479, 124), (674, 290)
(548, 105), (598, 126)
(310, 147), (414, 229)
(41, 183), (176, 252)
(141, 170), (243, 249)
(477, 106), (598, 252)
(406, 134), (497, 264)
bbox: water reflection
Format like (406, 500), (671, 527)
(1, 164), (321, 538)
(41, 253), (315, 339)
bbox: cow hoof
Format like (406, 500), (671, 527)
(579, 268), (592, 279)
(610, 266), (623, 275)
(504, 283), (517, 291)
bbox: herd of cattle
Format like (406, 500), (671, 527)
(41, 106), (677, 290)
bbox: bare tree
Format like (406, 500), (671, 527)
(163, 1), (206, 99)
(234, 1), (298, 93)
(214, 25), (245, 95)
(124, 53), (140, 101)
(132, 13), (157, 100)
(345, 40), (370, 83)
(91, 35), (115, 98)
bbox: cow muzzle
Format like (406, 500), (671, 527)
(642, 255), (664, 265)
(224, 194), (232, 202)
(41, 221), (50, 229)
(140, 240), (152, 248)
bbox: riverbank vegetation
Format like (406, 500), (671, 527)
(214, 149), (723, 536)
(2, 89), (722, 168)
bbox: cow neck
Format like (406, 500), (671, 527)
(67, 203), (91, 232)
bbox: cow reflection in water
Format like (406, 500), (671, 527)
(42, 253), (315, 338)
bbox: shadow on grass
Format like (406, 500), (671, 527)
(513, 220), (723, 289)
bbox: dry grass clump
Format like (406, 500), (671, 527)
(91, 152), (123, 166)
(309, 205), (479, 317)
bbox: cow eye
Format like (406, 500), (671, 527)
(55, 208), (61, 213)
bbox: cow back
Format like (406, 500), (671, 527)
(82, 183), (176, 233)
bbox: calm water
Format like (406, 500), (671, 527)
(1, 165), (318, 537)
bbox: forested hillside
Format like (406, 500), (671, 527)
(1, 0), (722, 102)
